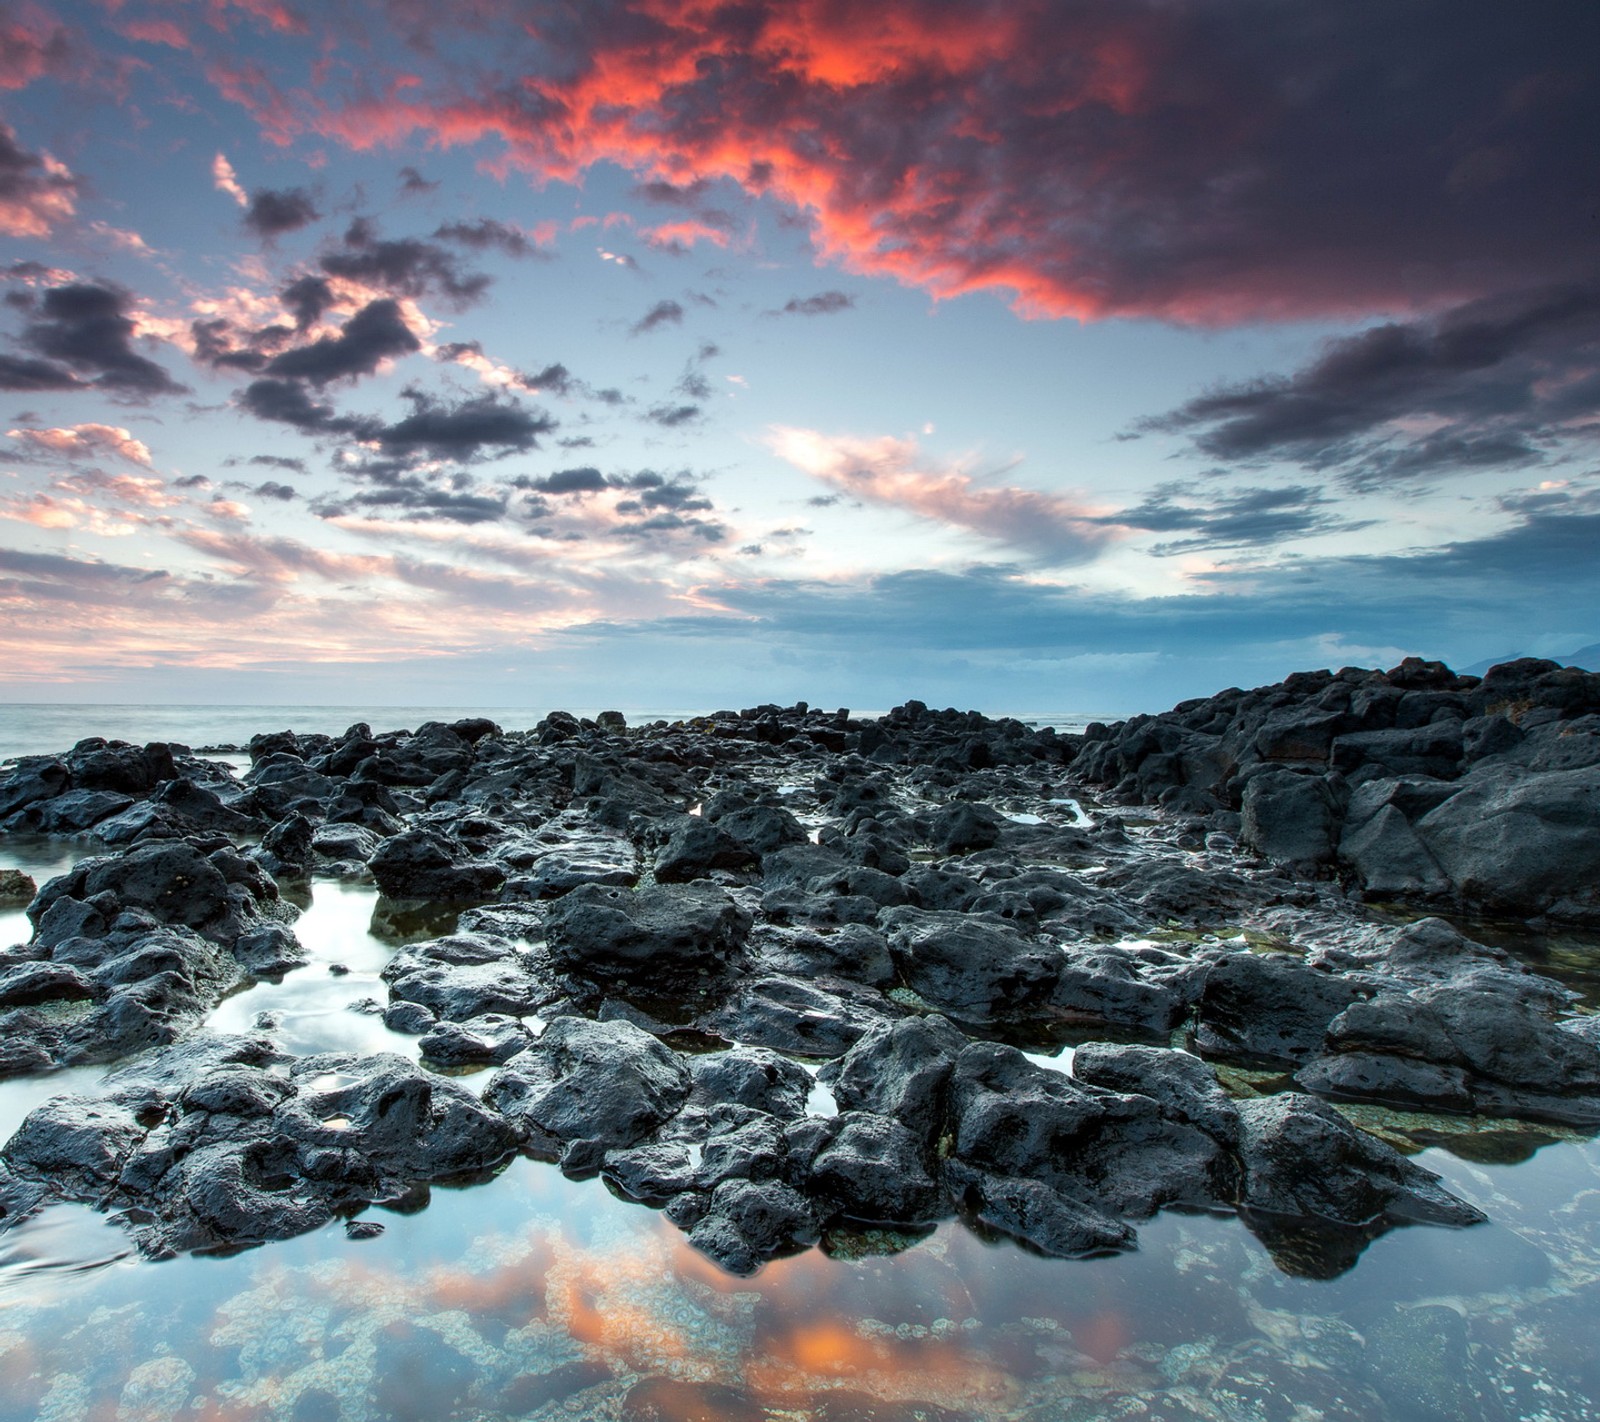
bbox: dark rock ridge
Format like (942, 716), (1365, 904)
(1071, 656), (1600, 926)
(0, 668), (1594, 1274)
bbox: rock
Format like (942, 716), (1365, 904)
(3, 1096), (146, 1190)
(1240, 769), (1340, 866)
(881, 909), (1061, 1024)
(0, 868), (37, 909)
(809, 1111), (944, 1222)
(688, 1047), (813, 1118)
(1071, 1042), (1241, 1147)
(1234, 1093), (1484, 1242)
(685, 1176), (818, 1275)
(368, 828), (505, 901)
(543, 882), (751, 983)
(946, 1162), (1133, 1258)
(485, 1017), (690, 1164)
(947, 1042), (1229, 1219)
(1195, 951), (1368, 1067)
(704, 976), (884, 1058)
(819, 1015), (968, 1143)
(653, 817), (760, 882)
(5, 787), (132, 833)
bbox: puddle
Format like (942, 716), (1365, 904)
(206, 879), (420, 1061)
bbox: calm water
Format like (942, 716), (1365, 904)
(1, 710), (1597, 1419)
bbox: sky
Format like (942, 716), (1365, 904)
(0, 0), (1596, 715)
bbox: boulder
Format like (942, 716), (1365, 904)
(544, 882), (751, 983)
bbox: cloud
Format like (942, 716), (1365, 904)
(776, 291), (854, 317)
(432, 217), (549, 258)
(631, 299), (684, 335)
(1107, 483), (1370, 553)
(7, 423), (153, 466)
(524, 466), (608, 495)
(12, 282), (185, 396)
(320, 217), (490, 306)
(253, 480), (298, 500)
(240, 377), (352, 432)
(645, 402), (701, 428)
(261, 1), (1599, 325)
(279, 274), (336, 329)
(244, 186), (320, 237)
(768, 426), (1116, 565)
(1141, 283), (1600, 488)
(263, 297), (421, 384)
(0, 122), (77, 237)
(366, 387), (555, 462)
(398, 165), (438, 194)
(0, 353), (86, 391)
(212, 152), (248, 206)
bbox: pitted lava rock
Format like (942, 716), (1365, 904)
(1, 663), (1595, 1272)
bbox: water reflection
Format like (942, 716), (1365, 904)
(0, 1140), (1595, 1420)
(207, 880), (421, 1062)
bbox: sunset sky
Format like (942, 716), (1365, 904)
(1, 0), (1596, 713)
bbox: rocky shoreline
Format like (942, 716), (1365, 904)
(0, 656), (1596, 1278)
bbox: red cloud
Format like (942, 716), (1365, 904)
(169, 1), (1600, 323)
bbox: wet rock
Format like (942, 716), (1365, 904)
(29, 840), (287, 948)
(947, 1042), (1229, 1219)
(3, 1096), (146, 1191)
(688, 1046), (813, 1118)
(653, 816), (760, 882)
(1071, 1042), (1241, 1147)
(1051, 945), (1196, 1033)
(485, 1016), (690, 1164)
(1234, 1093), (1485, 1234)
(946, 1161), (1133, 1257)
(819, 1015), (968, 1143)
(253, 812), (315, 883)
(881, 908), (1061, 1025)
(367, 827), (505, 902)
(1195, 951), (1368, 1067)
(0, 867), (37, 909)
(4, 786), (133, 834)
(705, 975), (885, 1058)
(544, 881), (751, 983)
(809, 1111), (944, 1222)
(685, 1176), (818, 1275)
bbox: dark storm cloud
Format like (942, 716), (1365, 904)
(280, 275), (337, 330)
(0, 353), (85, 390)
(398, 166), (438, 194)
(248, 480), (298, 500)
(244, 187), (320, 238)
(263, 298), (421, 385)
(435, 342), (579, 397)
(521, 466), (608, 495)
(289, 2), (1600, 325)
(630, 299), (684, 335)
(314, 476), (510, 524)
(1108, 484), (1369, 553)
(320, 217), (491, 306)
(1143, 283), (1600, 488)
(246, 454), (307, 473)
(432, 218), (546, 258)
(14, 283), (184, 395)
(239, 378), (368, 434)
(368, 388), (555, 462)
(776, 291), (854, 317)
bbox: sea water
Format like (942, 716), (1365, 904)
(2, 708), (1597, 1419)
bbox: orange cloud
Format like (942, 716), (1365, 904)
(187, 1), (1593, 326)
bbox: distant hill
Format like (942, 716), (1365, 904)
(1460, 642), (1600, 677)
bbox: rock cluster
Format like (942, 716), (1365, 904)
(0, 669), (1595, 1275)
(1073, 656), (1600, 924)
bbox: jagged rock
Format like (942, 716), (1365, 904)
(368, 827), (505, 901)
(543, 881), (751, 983)
(485, 1017), (691, 1166)
(880, 909), (1061, 1024)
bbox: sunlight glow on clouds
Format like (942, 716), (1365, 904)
(766, 427), (1118, 566)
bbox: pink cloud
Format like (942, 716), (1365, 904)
(8, 424), (155, 467)
(766, 426), (1118, 565)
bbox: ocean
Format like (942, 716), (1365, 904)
(0, 703), (1107, 762)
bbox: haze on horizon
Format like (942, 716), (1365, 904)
(1, 0), (1596, 716)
